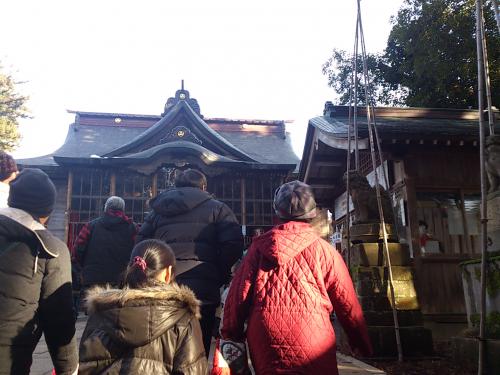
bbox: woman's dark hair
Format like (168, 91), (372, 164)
(174, 169), (207, 189)
(123, 239), (176, 289)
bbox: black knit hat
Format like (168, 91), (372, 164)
(273, 180), (317, 220)
(8, 168), (56, 217)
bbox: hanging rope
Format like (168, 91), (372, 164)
(346, 14), (361, 271)
(480, 3), (496, 136)
(475, 1), (490, 374)
(351, 0), (403, 362)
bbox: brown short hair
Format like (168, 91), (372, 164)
(174, 169), (207, 189)
(0, 151), (17, 181)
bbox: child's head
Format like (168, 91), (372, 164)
(124, 239), (176, 289)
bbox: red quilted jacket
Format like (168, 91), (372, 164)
(221, 221), (372, 374)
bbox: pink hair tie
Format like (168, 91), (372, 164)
(133, 256), (147, 271)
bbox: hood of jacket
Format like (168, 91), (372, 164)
(254, 221), (319, 267)
(0, 207), (61, 257)
(85, 282), (201, 347)
(100, 209), (133, 229)
(149, 187), (212, 216)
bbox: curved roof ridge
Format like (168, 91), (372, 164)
(110, 140), (245, 164)
(103, 100), (256, 162)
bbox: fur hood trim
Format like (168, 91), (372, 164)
(85, 282), (201, 319)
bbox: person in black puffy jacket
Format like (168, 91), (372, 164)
(0, 168), (78, 375)
(79, 239), (207, 374)
(72, 196), (138, 289)
(136, 169), (243, 355)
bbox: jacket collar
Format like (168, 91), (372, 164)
(85, 282), (201, 318)
(0, 207), (58, 257)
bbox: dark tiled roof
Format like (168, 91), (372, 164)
(16, 154), (58, 167)
(310, 115), (499, 139)
(19, 113), (299, 170)
(56, 123), (146, 157)
(219, 131), (299, 166)
(104, 100), (255, 162)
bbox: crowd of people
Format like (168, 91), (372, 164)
(0, 150), (371, 375)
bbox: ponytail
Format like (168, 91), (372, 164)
(123, 239), (176, 289)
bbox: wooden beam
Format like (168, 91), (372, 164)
(240, 177), (246, 226)
(314, 160), (343, 167)
(151, 173), (158, 197)
(303, 128), (317, 183)
(64, 170), (73, 245)
(311, 184), (336, 189)
(110, 173), (116, 195)
(308, 178), (336, 189)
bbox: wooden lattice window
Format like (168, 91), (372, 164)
(244, 174), (282, 226)
(358, 150), (384, 176)
(207, 176), (242, 223)
(115, 172), (153, 224)
(68, 169), (111, 247)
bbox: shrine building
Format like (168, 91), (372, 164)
(18, 87), (299, 246)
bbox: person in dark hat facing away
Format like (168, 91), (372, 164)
(222, 180), (372, 375)
(0, 151), (18, 208)
(0, 168), (78, 375)
(136, 168), (244, 356)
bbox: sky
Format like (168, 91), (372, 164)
(2, 0), (405, 160)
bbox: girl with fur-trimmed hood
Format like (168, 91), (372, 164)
(79, 239), (208, 374)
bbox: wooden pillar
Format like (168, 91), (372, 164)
(240, 177), (246, 226)
(64, 170), (73, 245)
(403, 159), (420, 258)
(110, 172), (116, 195)
(459, 189), (471, 254)
(152, 173), (158, 197)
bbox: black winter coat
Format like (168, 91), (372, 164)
(136, 187), (243, 304)
(77, 212), (137, 286)
(0, 207), (78, 375)
(79, 283), (207, 375)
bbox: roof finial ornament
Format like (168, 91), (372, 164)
(162, 82), (202, 117)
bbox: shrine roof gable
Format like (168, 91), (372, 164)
(103, 100), (256, 162)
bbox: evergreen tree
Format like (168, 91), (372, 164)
(0, 64), (29, 151)
(323, 0), (500, 108)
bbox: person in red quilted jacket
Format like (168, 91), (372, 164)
(221, 180), (372, 374)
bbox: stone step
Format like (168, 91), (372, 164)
(350, 242), (411, 267)
(368, 326), (433, 357)
(358, 295), (393, 311)
(363, 310), (424, 327)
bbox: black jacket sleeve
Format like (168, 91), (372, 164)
(215, 203), (244, 285)
(39, 246), (78, 375)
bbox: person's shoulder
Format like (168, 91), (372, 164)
(304, 234), (336, 258)
(35, 228), (70, 259)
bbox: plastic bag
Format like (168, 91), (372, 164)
(211, 338), (251, 375)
